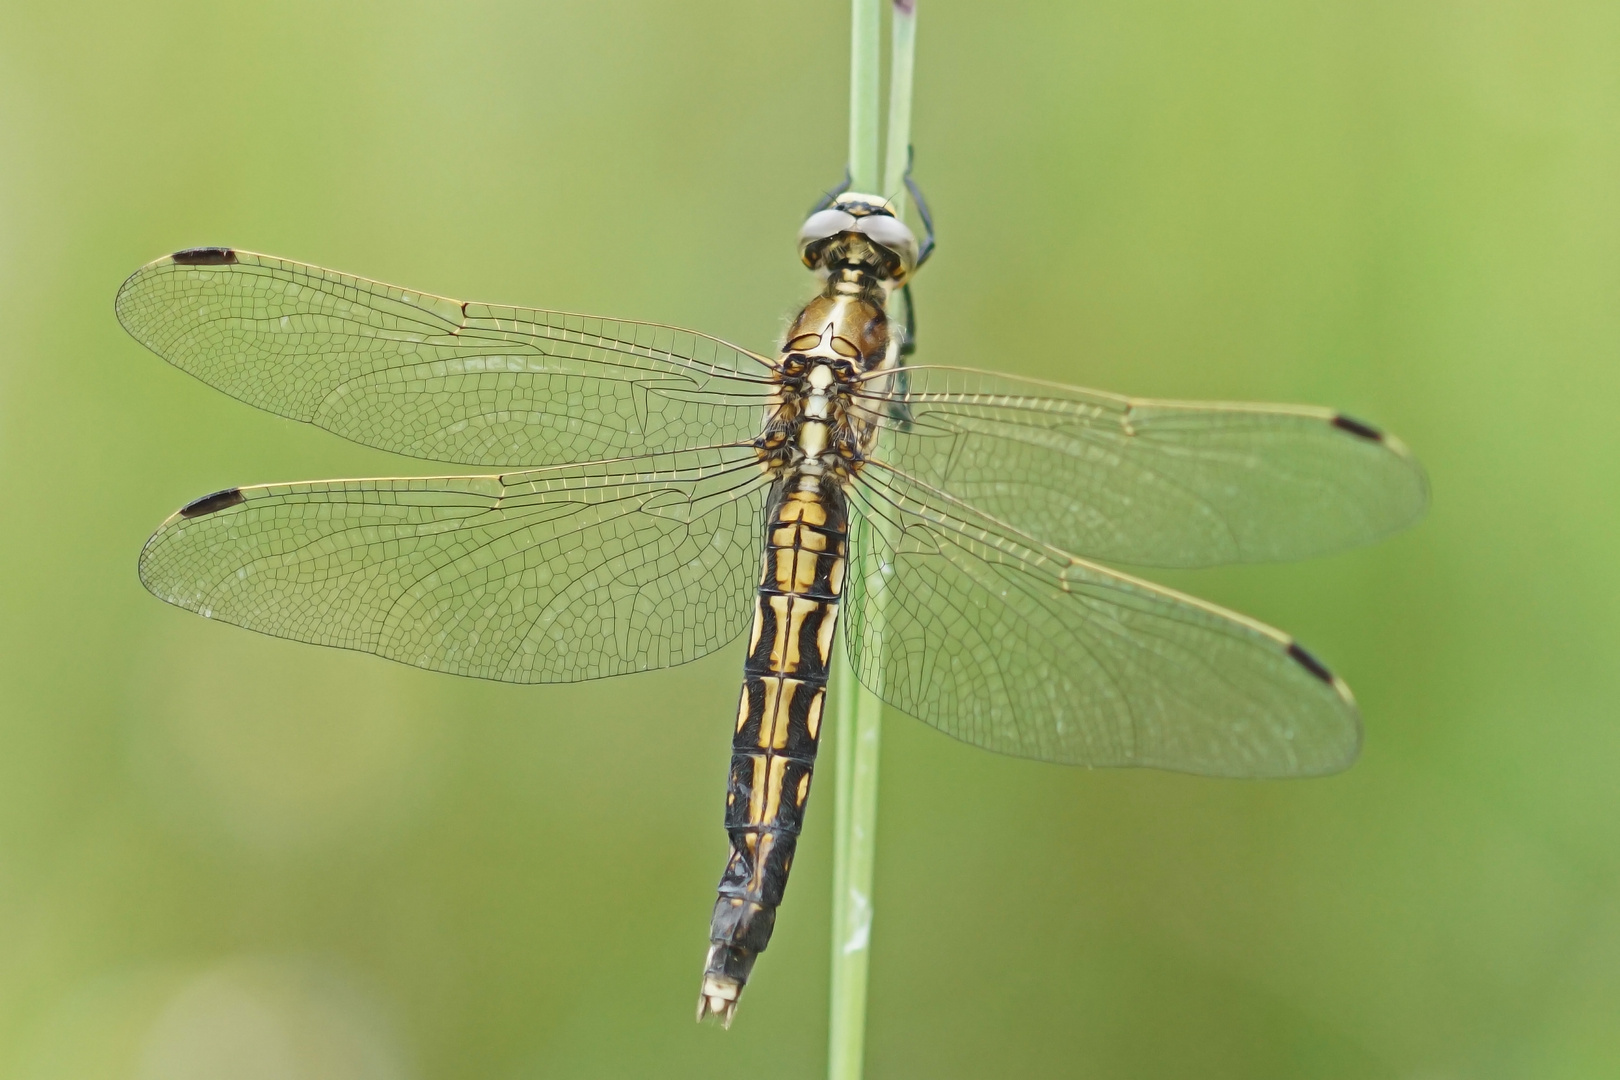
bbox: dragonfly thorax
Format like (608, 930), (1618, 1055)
(763, 209), (908, 485)
(757, 344), (865, 482)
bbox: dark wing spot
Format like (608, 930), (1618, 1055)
(171, 247), (238, 266)
(179, 488), (246, 518)
(1287, 641), (1335, 685)
(1332, 413), (1384, 442)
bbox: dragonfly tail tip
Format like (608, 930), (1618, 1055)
(696, 988), (740, 1028)
(697, 958), (745, 1028)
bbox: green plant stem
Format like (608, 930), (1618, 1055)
(848, 0), (882, 191)
(828, 664), (881, 1080)
(882, 1), (917, 213)
(830, 5), (917, 1079)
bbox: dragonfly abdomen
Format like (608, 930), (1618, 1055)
(698, 478), (848, 1025)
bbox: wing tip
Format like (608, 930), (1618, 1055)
(115, 247), (243, 333)
(1331, 410), (1428, 476)
(1328, 411), (1431, 539)
(1284, 637), (1363, 774)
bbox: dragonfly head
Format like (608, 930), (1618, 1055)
(798, 192), (919, 284)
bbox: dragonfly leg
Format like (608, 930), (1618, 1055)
(901, 146), (936, 267)
(898, 283), (918, 360)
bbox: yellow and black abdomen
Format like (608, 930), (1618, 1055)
(699, 476), (848, 1023)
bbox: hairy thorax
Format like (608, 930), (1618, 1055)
(756, 235), (905, 485)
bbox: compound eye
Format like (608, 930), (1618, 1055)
(798, 209), (857, 248)
(854, 214), (918, 270)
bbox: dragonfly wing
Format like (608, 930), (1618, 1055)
(842, 460), (1361, 776)
(138, 448), (767, 683)
(116, 249), (772, 467)
(856, 366), (1428, 568)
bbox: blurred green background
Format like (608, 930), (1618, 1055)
(1, 0), (1616, 1076)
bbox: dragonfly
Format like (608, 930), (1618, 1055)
(116, 182), (1427, 1027)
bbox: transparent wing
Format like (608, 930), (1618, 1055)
(853, 366), (1428, 568)
(115, 248), (774, 467)
(137, 447), (768, 683)
(842, 460), (1361, 777)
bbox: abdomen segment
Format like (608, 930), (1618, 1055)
(699, 479), (847, 1024)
